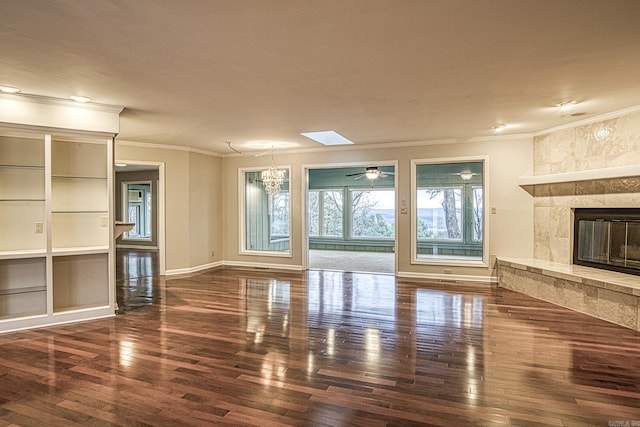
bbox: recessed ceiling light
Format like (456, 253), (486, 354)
(556, 100), (577, 115)
(491, 123), (507, 133)
(301, 130), (354, 146)
(0, 85), (21, 94)
(70, 95), (92, 103)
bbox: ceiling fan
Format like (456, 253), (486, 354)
(346, 166), (395, 180)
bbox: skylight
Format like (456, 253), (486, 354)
(300, 131), (354, 146)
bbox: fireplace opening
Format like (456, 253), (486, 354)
(573, 208), (640, 276)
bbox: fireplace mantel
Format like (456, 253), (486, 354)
(518, 165), (640, 187)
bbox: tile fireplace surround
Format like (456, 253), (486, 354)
(498, 257), (640, 331)
(499, 110), (640, 331)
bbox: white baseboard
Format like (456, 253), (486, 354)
(165, 261), (224, 276)
(222, 260), (304, 271)
(163, 261), (496, 282)
(397, 271), (498, 284)
(117, 245), (158, 250)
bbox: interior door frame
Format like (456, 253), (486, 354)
(301, 160), (398, 275)
(115, 160), (166, 275)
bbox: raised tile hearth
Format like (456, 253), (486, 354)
(497, 257), (640, 330)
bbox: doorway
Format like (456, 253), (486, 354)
(115, 161), (165, 275)
(304, 163), (397, 274)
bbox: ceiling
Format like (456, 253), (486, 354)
(2, 0), (639, 155)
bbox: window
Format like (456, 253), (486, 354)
(350, 189), (395, 239)
(416, 188), (462, 240)
(308, 190), (343, 238)
(241, 168), (290, 255)
(472, 187), (483, 242)
(413, 160), (485, 263)
(269, 192), (290, 240)
(122, 182), (152, 240)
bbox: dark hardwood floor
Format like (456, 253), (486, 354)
(0, 251), (639, 426)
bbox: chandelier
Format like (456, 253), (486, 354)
(261, 165), (285, 196)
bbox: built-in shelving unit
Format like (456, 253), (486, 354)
(0, 94), (122, 333)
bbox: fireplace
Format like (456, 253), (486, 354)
(573, 208), (640, 275)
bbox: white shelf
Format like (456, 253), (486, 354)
(52, 246), (109, 256)
(0, 249), (47, 259)
(518, 165), (640, 186)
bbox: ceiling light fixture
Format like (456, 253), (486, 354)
(491, 123), (507, 133)
(70, 95), (92, 103)
(261, 149), (285, 196)
(593, 125), (615, 142)
(365, 169), (380, 180)
(459, 171), (474, 180)
(301, 130), (354, 146)
(556, 100), (577, 116)
(0, 85), (21, 94)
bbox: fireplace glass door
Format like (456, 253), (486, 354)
(575, 214), (640, 274)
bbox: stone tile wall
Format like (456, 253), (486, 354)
(532, 111), (640, 263)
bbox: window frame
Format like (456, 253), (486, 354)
(239, 166), (292, 257)
(410, 157), (489, 267)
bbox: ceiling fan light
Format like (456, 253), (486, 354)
(459, 171), (474, 180)
(365, 170), (380, 180)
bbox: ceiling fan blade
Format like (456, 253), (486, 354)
(353, 175), (365, 180)
(345, 172), (364, 177)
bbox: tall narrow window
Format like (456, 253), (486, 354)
(308, 189), (343, 238)
(270, 192), (290, 240)
(122, 182), (152, 240)
(241, 168), (290, 255)
(413, 160), (485, 263)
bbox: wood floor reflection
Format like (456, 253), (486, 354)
(1, 263), (639, 426)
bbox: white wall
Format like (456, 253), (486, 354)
(189, 151), (222, 268)
(115, 142), (222, 273)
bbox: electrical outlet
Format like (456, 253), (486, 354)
(35, 222), (43, 234)
(100, 216), (108, 227)
(211, 251), (215, 257)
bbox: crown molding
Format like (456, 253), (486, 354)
(116, 139), (222, 157)
(0, 92), (124, 114)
